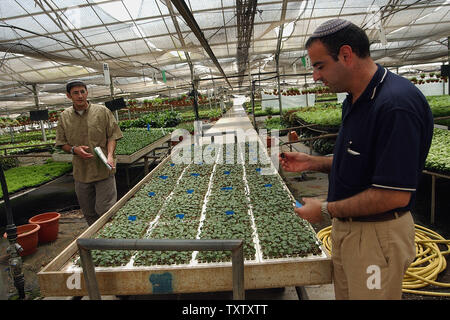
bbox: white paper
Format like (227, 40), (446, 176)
(94, 147), (112, 170)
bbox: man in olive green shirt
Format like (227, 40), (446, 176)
(56, 79), (123, 225)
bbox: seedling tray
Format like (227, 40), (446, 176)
(51, 134), (171, 164)
(38, 141), (331, 297)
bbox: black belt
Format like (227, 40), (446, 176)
(336, 211), (407, 222)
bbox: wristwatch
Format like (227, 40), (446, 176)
(321, 201), (331, 219)
(70, 145), (77, 155)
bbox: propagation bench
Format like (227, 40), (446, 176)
(38, 103), (331, 298)
(52, 131), (172, 187)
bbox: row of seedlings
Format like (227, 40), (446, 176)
(115, 127), (174, 156)
(197, 143), (256, 264)
(77, 160), (188, 267)
(133, 144), (215, 266)
(243, 142), (322, 259)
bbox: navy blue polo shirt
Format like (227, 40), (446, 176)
(328, 64), (433, 213)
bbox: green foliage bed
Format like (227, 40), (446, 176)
(115, 127), (175, 155)
(293, 104), (342, 127)
(262, 117), (288, 134)
(0, 160), (72, 197)
(427, 95), (450, 127)
(425, 128), (450, 174)
(0, 129), (56, 145)
(0, 139), (55, 155)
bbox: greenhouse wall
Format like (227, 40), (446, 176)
(261, 93), (316, 109)
(416, 82), (448, 96)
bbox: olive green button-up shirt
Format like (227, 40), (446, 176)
(55, 103), (123, 183)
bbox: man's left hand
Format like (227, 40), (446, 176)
(294, 197), (323, 224)
(107, 155), (115, 169)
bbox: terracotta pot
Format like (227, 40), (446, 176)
(29, 212), (61, 243)
(3, 224), (40, 256)
(288, 131), (298, 142)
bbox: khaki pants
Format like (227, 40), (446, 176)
(331, 211), (416, 300)
(74, 175), (117, 226)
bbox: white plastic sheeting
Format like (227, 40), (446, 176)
(0, 0), (448, 113)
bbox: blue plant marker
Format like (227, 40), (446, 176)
(159, 175), (168, 180)
(225, 210), (235, 216)
(148, 192), (156, 197)
(147, 123), (151, 131)
(175, 214), (185, 219)
(186, 189), (194, 194)
(221, 187), (233, 191)
(223, 171), (230, 175)
(191, 173), (199, 177)
(264, 184), (272, 188)
(170, 163), (175, 167)
(128, 215), (137, 221)
(295, 200), (303, 208)
(255, 168), (261, 172)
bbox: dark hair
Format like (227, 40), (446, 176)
(66, 80), (87, 93)
(305, 23), (370, 61)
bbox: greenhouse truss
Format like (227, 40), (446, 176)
(0, 0), (449, 115)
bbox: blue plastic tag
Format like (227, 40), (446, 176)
(147, 123), (151, 131)
(221, 186), (233, 191)
(148, 192), (156, 197)
(128, 215), (137, 221)
(159, 175), (168, 180)
(255, 168), (261, 172)
(264, 184), (272, 188)
(175, 214), (185, 219)
(225, 210), (235, 216)
(186, 189), (194, 194)
(191, 173), (199, 177)
(295, 200), (303, 208)
(223, 171), (230, 175)
(170, 163), (175, 167)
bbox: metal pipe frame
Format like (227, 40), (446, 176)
(280, 133), (339, 145)
(77, 238), (245, 300)
(170, 0), (232, 88)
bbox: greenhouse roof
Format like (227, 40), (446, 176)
(0, 0), (449, 114)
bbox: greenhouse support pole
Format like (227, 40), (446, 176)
(110, 76), (119, 122)
(0, 164), (25, 299)
(33, 84), (47, 142)
(304, 75), (309, 107)
(210, 69), (218, 111)
(251, 80), (256, 129)
(208, 88), (212, 110)
(276, 58), (282, 116)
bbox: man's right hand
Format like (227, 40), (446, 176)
(279, 152), (312, 172)
(74, 145), (93, 159)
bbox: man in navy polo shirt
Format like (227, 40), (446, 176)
(279, 19), (433, 299)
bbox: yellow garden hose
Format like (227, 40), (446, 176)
(317, 224), (450, 297)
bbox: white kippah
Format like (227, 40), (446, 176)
(311, 19), (352, 38)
